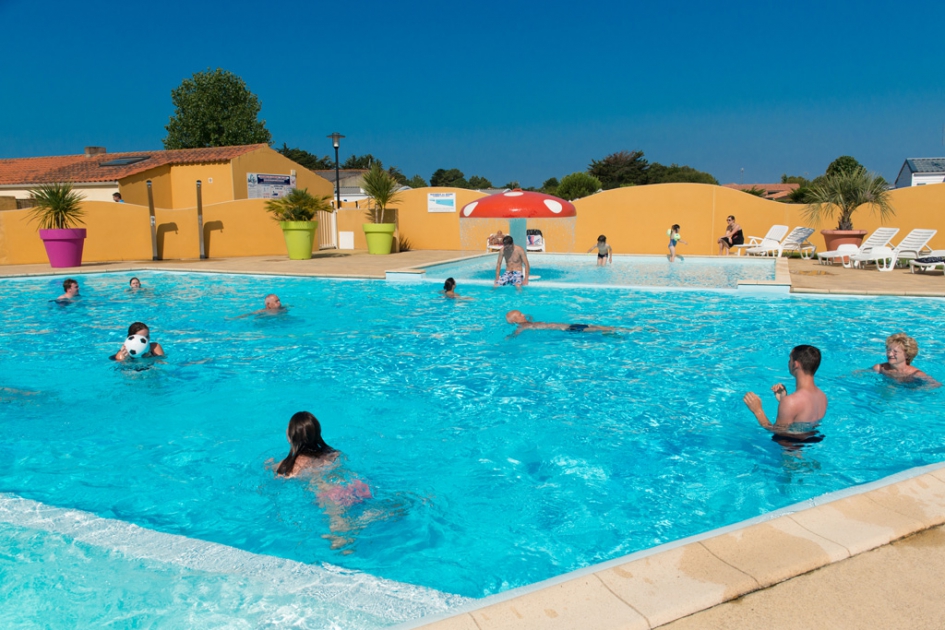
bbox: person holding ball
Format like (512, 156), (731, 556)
(112, 322), (165, 361)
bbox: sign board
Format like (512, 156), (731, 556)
(427, 192), (456, 213)
(247, 173), (296, 199)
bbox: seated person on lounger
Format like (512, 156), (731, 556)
(872, 333), (940, 387)
(717, 215), (744, 255)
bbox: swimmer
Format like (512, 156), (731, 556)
(743, 345), (828, 439)
(494, 236), (530, 288)
(442, 278), (472, 300)
(872, 333), (940, 387)
(587, 235), (612, 266)
(112, 322), (165, 361)
(276, 411), (339, 477)
(262, 293), (286, 313)
(57, 278), (80, 301)
(668, 224), (688, 262)
(505, 309), (632, 336)
(129, 277), (141, 289)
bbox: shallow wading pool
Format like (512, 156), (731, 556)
(421, 253), (776, 289)
(1, 271), (943, 628)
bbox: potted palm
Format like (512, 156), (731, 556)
(361, 163), (402, 255)
(27, 183), (87, 268)
(265, 188), (333, 260)
(802, 167), (895, 251)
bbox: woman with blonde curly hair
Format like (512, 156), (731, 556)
(872, 333), (940, 386)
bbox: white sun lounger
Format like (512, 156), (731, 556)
(732, 225), (789, 256)
(746, 227), (815, 258)
(852, 228), (937, 269)
(909, 250), (945, 274)
(817, 227), (899, 266)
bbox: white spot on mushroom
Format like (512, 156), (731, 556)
(504, 191), (524, 197)
(544, 199), (563, 214)
(463, 201), (478, 217)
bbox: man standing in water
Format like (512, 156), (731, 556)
(743, 345), (827, 439)
(57, 278), (80, 301)
(494, 236), (530, 288)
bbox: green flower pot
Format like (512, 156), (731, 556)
(363, 223), (396, 255)
(280, 221), (318, 260)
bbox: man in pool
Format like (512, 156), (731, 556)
(743, 345), (827, 439)
(57, 278), (80, 301)
(494, 236), (530, 288)
(505, 310), (627, 336)
(112, 322), (165, 361)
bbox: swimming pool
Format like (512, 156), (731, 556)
(422, 253), (776, 289)
(1, 271), (943, 628)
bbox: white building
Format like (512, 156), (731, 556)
(895, 158), (945, 188)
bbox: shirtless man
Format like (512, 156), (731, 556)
(505, 310), (624, 336)
(743, 345), (827, 438)
(57, 278), (79, 301)
(494, 236), (529, 288)
(872, 333), (940, 387)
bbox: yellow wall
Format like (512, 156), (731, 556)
(0, 198), (313, 265)
(3, 183), (944, 265)
(230, 147), (334, 201)
(168, 162), (234, 208)
(120, 165), (173, 208)
(115, 146), (333, 211)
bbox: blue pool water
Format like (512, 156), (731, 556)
(1, 271), (944, 627)
(423, 253), (776, 288)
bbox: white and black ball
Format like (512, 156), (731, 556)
(123, 334), (150, 358)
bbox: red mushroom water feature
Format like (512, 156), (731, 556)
(459, 190), (576, 252)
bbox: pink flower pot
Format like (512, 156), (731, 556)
(39, 228), (87, 268)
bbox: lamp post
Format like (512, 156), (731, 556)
(327, 132), (344, 210)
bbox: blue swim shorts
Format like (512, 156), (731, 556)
(497, 270), (524, 286)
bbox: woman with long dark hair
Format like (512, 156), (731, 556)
(276, 411), (337, 477)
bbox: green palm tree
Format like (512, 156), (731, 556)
(27, 183), (86, 229)
(361, 163), (403, 224)
(802, 167), (894, 230)
(265, 188), (333, 222)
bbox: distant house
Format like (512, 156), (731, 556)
(721, 183), (799, 201)
(894, 158), (945, 188)
(0, 144), (331, 210)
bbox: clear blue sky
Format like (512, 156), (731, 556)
(2, 0), (943, 187)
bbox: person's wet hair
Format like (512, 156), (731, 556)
(597, 235), (606, 243)
(791, 345), (821, 375)
(671, 224), (680, 232)
(277, 411), (335, 476)
(129, 277), (140, 287)
(127, 321), (149, 337)
(886, 333), (918, 364)
(444, 278), (456, 291)
(502, 235), (513, 246)
(63, 278), (77, 292)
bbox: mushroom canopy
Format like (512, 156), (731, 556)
(460, 190), (577, 219)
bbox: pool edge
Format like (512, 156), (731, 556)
(405, 459), (945, 630)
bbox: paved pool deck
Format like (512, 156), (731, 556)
(4, 250), (945, 629)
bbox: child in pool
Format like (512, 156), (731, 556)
(587, 235), (612, 266)
(668, 224), (688, 263)
(441, 277), (472, 300)
(112, 322), (165, 361)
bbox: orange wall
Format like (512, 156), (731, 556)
(120, 165), (173, 208)
(0, 198), (323, 264)
(230, 147), (334, 201)
(4, 183), (945, 265)
(168, 162), (234, 208)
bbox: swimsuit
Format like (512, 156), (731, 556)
(721, 229), (744, 247)
(498, 270), (524, 286)
(567, 324), (589, 332)
(597, 253), (607, 259)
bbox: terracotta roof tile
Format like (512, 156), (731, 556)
(0, 144), (267, 186)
